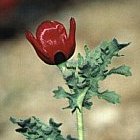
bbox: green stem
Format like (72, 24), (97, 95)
(76, 107), (84, 140)
(58, 63), (88, 140)
(76, 88), (88, 140)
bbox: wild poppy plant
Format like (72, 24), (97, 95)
(11, 13), (132, 140)
(25, 17), (76, 65)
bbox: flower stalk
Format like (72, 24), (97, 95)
(76, 108), (84, 140)
(75, 87), (88, 140)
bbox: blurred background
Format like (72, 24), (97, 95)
(0, 0), (140, 140)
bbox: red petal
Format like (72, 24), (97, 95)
(25, 31), (53, 64)
(68, 17), (76, 43)
(36, 21), (67, 48)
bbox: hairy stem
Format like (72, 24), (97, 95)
(76, 107), (84, 140)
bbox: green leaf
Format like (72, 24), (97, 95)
(63, 69), (74, 79)
(77, 53), (84, 67)
(10, 117), (77, 140)
(82, 100), (93, 110)
(84, 45), (90, 56)
(112, 38), (131, 50)
(99, 90), (120, 104)
(56, 39), (131, 111)
(10, 117), (17, 124)
(53, 87), (69, 99)
(66, 135), (78, 140)
(108, 65), (132, 76)
(66, 60), (77, 70)
(77, 77), (87, 89)
(49, 118), (62, 127)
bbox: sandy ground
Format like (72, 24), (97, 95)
(0, 0), (140, 140)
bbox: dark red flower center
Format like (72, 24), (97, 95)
(54, 52), (66, 64)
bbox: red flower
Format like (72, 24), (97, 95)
(25, 18), (76, 65)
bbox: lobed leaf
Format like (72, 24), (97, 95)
(55, 39), (131, 112)
(53, 86), (69, 99)
(108, 65), (132, 77)
(10, 117), (77, 140)
(99, 90), (120, 104)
